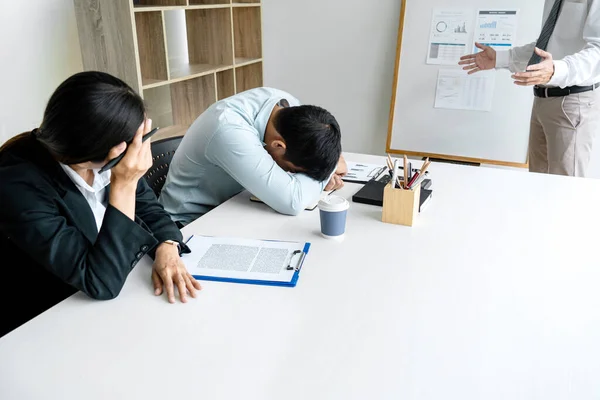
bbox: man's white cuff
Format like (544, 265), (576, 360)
(547, 60), (568, 88)
(495, 50), (510, 69)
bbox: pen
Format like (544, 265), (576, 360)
(420, 159), (431, 176)
(386, 156), (394, 179)
(408, 160), (431, 189)
(99, 127), (160, 173)
(391, 159), (400, 189)
(408, 173), (428, 190)
(403, 155), (408, 189)
(406, 172), (420, 188)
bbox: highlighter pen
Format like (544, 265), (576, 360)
(99, 127), (160, 174)
(391, 159), (400, 189)
(403, 155), (408, 188)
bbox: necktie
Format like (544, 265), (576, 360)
(527, 0), (565, 66)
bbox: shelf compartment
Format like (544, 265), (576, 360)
(185, 8), (234, 72)
(189, 0), (230, 4)
(234, 57), (262, 67)
(235, 62), (262, 93)
(164, 9), (231, 83)
(171, 74), (216, 126)
(135, 11), (169, 85)
(216, 69), (235, 100)
(143, 74), (215, 134)
(170, 62), (230, 80)
(143, 85), (175, 129)
(232, 6), (261, 60)
(134, 0), (187, 6)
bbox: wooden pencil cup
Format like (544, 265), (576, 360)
(382, 183), (421, 227)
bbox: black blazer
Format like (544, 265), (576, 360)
(0, 135), (185, 337)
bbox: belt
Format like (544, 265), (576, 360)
(533, 83), (600, 98)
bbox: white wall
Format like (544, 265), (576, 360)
(0, 0), (82, 145)
(262, 0), (401, 156)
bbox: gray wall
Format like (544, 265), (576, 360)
(262, 0), (402, 156)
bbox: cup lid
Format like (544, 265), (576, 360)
(318, 195), (350, 212)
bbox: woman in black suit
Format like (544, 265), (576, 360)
(0, 71), (201, 337)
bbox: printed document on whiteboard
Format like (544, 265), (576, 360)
(473, 10), (519, 52)
(434, 69), (495, 112)
(427, 9), (474, 65)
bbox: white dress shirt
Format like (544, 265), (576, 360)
(159, 87), (331, 226)
(496, 0), (600, 88)
(60, 164), (111, 232)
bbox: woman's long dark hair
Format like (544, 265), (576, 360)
(1, 71), (145, 164)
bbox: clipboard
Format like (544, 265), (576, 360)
(182, 235), (311, 287)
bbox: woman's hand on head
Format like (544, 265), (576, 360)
(108, 119), (153, 188)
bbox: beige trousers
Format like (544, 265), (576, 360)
(529, 89), (600, 177)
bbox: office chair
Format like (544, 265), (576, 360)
(144, 136), (183, 198)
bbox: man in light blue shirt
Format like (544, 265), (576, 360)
(159, 87), (345, 226)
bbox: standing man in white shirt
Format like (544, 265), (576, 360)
(459, 0), (600, 177)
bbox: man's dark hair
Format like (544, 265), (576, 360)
(273, 105), (342, 182)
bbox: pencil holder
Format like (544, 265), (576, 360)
(382, 183), (421, 227)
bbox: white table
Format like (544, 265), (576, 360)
(2, 153), (600, 400)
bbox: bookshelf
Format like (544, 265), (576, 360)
(73, 0), (263, 142)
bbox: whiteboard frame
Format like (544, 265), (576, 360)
(386, 0), (529, 168)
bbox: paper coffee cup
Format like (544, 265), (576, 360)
(318, 195), (350, 240)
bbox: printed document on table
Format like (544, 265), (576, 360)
(343, 162), (386, 183)
(434, 69), (495, 112)
(427, 9), (474, 65)
(473, 10), (519, 52)
(182, 236), (307, 282)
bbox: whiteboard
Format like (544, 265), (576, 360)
(387, 0), (545, 166)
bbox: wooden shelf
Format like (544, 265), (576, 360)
(186, 8), (234, 66)
(134, 0), (186, 6)
(189, 0), (230, 4)
(234, 57), (262, 67)
(134, 4), (232, 12)
(236, 62), (262, 93)
(135, 11), (169, 85)
(144, 85), (175, 128)
(171, 75), (217, 126)
(216, 69), (235, 100)
(143, 75), (216, 129)
(134, 5), (182, 12)
(170, 62), (231, 80)
(152, 125), (189, 142)
(142, 77), (169, 89)
(75, 0), (263, 140)
(233, 6), (262, 60)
